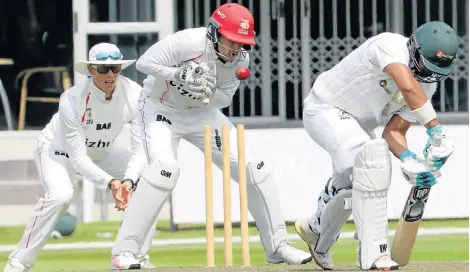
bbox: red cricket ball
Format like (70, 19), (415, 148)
(235, 67), (250, 80)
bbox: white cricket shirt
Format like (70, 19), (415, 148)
(136, 27), (248, 109)
(38, 76), (146, 189)
(312, 32), (437, 129)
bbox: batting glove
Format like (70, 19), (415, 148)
(400, 150), (441, 187)
(423, 124), (454, 171)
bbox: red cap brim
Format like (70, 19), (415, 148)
(219, 29), (256, 45)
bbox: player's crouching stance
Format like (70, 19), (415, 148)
(4, 43), (155, 272)
(110, 3), (312, 269)
(294, 21), (457, 270)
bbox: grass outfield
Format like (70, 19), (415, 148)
(0, 218), (467, 245)
(0, 219), (467, 271)
(0, 234), (467, 271)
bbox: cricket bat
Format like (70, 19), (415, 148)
(391, 185), (431, 266)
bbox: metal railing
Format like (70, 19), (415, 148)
(17, 67), (72, 131)
(0, 58), (15, 130)
(177, 0), (469, 124)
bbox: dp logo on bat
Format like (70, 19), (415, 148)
(413, 187), (430, 200)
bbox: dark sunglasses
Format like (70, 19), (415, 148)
(91, 65), (122, 74)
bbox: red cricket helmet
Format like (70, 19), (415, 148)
(209, 3), (256, 45)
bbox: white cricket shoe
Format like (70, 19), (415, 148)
(370, 256), (399, 271)
(295, 217), (334, 270)
(370, 256), (400, 271)
(111, 252), (141, 270)
(4, 259), (28, 272)
(267, 240), (312, 265)
(356, 245), (399, 271)
(137, 254), (156, 269)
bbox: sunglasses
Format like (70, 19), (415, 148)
(95, 51), (122, 61)
(91, 65), (122, 74)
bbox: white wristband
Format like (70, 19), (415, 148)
(412, 100), (437, 125)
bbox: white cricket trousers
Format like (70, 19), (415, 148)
(302, 92), (375, 190)
(139, 96), (257, 177)
(8, 141), (155, 268)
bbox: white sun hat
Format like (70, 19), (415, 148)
(75, 43), (136, 75)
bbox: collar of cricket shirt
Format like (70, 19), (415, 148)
(88, 77), (119, 104)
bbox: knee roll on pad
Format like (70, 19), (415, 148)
(141, 160), (180, 191)
(352, 139), (392, 270)
(353, 139), (392, 192)
(246, 161), (270, 185)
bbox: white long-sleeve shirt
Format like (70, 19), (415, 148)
(136, 27), (248, 109)
(38, 76), (146, 190)
(311, 32), (436, 130)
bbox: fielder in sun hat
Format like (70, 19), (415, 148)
(75, 43), (136, 76)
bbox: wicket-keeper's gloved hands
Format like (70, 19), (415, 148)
(173, 61), (216, 103)
(400, 150), (441, 187)
(423, 124), (454, 171)
(195, 62), (217, 103)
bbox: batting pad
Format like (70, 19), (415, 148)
(245, 161), (288, 255)
(112, 160), (180, 256)
(314, 188), (352, 254)
(352, 139), (392, 270)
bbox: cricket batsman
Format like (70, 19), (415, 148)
(4, 43), (156, 272)
(110, 3), (312, 269)
(294, 21), (458, 270)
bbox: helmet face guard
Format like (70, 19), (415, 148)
(408, 34), (448, 83)
(206, 19), (250, 64)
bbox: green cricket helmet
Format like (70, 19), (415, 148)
(407, 21), (459, 83)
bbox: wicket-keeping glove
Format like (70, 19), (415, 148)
(173, 61), (216, 103)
